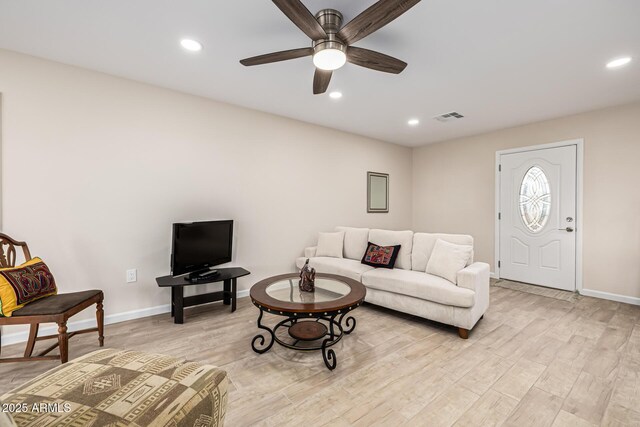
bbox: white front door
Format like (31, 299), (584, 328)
(499, 145), (577, 291)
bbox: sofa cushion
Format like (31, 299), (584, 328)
(412, 233), (474, 272)
(368, 229), (414, 270)
(316, 231), (344, 258)
(426, 239), (473, 284)
(296, 257), (375, 281)
(335, 226), (370, 260)
(361, 268), (475, 308)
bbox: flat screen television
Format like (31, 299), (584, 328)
(171, 220), (233, 279)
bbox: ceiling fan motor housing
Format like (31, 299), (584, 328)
(313, 9), (346, 56)
(315, 9), (343, 34)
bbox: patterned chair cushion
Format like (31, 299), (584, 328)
(0, 349), (228, 427)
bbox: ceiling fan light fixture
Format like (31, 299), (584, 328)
(313, 39), (346, 71)
(239, 1), (421, 94)
(313, 48), (346, 71)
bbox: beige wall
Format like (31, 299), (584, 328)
(0, 50), (413, 340)
(1, 46), (638, 345)
(412, 101), (640, 299)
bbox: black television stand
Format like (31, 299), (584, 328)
(155, 267), (250, 324)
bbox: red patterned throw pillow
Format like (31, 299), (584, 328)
(0, 257), (58, 317)
(361, 242), (401, 269)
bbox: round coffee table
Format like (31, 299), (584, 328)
(249, 273), (366, 370)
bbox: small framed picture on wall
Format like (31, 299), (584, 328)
(367, 172), (389, 213)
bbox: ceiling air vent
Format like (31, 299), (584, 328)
(433, 111), (465, 122)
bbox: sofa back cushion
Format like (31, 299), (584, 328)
(315, 231), (345, 258)
(412, 233), (474, 272)
(426, 239), (473, 284)
(368, 229), (414, 270)
(335, 226), (370, 260)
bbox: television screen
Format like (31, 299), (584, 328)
(171, 220), (233, 277)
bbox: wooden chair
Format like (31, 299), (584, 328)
(0, 233), (104, 363)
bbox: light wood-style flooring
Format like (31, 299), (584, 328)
(1, 284), (639, 426)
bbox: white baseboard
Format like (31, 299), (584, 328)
(580, 288), (640, 306)
(489, 276), (638, 306)
(1, 289), (251, 347)
(490, 272), (498, 279)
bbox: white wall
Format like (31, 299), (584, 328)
(412, 101), (640, 301)
(0, 50), (413, 341)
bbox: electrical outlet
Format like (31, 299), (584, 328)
(126, 269), (137, 283)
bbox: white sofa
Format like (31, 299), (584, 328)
(295, 227), (490, 338)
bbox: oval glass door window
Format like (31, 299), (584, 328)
(519, 166), (551, 232)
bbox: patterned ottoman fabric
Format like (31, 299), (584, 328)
(0, 349), (228, 427)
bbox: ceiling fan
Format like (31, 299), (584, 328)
(240, 0), (421, 94)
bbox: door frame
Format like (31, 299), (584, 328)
(494, 139), (584, 292)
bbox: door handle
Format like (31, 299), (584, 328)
(559, 227), (574, 232)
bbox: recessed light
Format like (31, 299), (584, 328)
(329, 91), (343, 99)
(606, 56), (631, 69)
(180, 39), (203, 52)
(407, 118), (420, 126)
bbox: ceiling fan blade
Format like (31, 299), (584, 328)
(240, 47), (314, 66)
(272, 0), (327, 40)
(313, 69), (332, 94)
(338, 0), (421, 45)
(347, 46), (407, 74)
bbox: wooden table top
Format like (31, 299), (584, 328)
(250, 273), (366, 314)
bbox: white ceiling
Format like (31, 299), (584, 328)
(0, 0), (638, 147)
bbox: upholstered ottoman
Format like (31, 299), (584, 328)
(0, 348), (228, 426)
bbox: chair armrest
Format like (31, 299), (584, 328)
(457, 262), (490, 293)
(304, 246), (317, 258)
